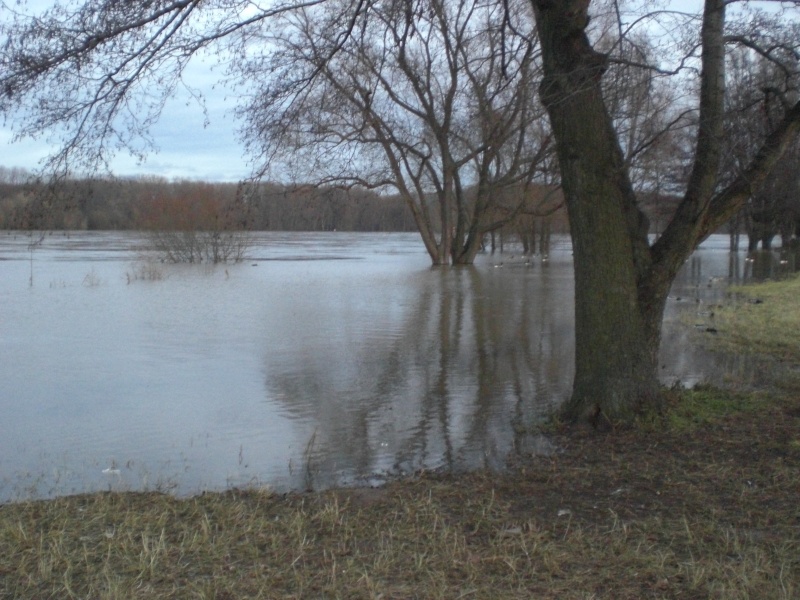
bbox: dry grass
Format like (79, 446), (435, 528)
(2, 387), (798, 599)
(126, 261), (166, 283)
(2, 277), (800, 599)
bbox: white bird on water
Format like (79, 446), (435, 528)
(102, 460), (121, 476)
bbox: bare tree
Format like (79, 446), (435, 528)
(140, 180), (251, 263)
(1, 0), (551, 266)
(233, 0), (552, 265)
(601, 28), (695, 198)
(531, 0), (800, 426)
(721, 33), (800, 251)
(0, 0), (338, 175)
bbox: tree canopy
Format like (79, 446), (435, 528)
(233, 0), (553, 264)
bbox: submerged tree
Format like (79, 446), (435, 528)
(0, 0), (551, 266)
(139, 180), (251, 263)
(235, 0), (551, 265)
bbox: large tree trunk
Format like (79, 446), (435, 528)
(531, 0), (800, 427)
(531, 1), (661, 426)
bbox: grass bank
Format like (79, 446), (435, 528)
(708, 274), (800, 364)
(2, 281), (799, 599)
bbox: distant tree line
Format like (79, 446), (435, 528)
(0, 169), (579, 245)
(0, 172), (423, 232)
(6, 162), (798, 254)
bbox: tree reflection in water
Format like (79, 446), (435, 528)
(1, 232), (789, 499)
(265, 258), (573, 490)
(264, 240), (793, 491)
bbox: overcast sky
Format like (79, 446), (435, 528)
(0, 0), (708, 182)
(0, 57), (249, 181)
(0, 0), (253, 181)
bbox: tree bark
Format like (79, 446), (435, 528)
(531, 0), (661, 426)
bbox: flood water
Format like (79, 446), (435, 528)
(0, 231), (786, 502)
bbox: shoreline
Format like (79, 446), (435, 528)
(2, 277), (798, 598)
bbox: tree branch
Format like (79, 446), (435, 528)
(699, 98), (800, 239)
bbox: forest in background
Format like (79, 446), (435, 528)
(0, 167), (576, 248)
(2, 165), (796, 256)
(0, 169), (418, 232)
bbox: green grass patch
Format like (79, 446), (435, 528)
(664, 385), (764, 432)
(709, 275), (800, 362)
